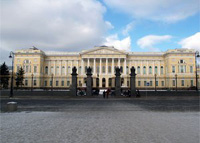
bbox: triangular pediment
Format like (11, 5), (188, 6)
(81, 46), (126, 55)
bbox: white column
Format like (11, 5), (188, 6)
(60, 60), (62, 75)
(93, 58), (96, 74)
(65, 60), (67, 76)
(112, 58), (114, 74)
(87, 58), (89, 67)
(124, 58), (127, 75)
(100, 58), (102, 74)
(54, 60), (56, 75)
(118, 58), (120, 67)
(81, 59), (84, 75)
(106, 58), (108, 74)
(48, 60), (51, 75)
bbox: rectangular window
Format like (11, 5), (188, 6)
(26, 65), (29, 72)
(67, 81), (70, 86)
(173, 80), (175, 86)
(190, 66), (193, 73)
(138, 81), (141, 86)
(50, 81), (52, 86)
(162, 81), (164, 86)
(181, 80), (184, 86)
(61, 81), (64, 86)
(191, 80), (193, 86)
(34, 66), (37, 73)
(172, 66), (175, 73)
(127, 81), (129, 87)
(33, 80), (36, 86)
(156, 81), (158, 86)
(144, 81), (146, 86)
(44, 81), (47, 86)
(56, 81), (59, 86)
(25, 80), (28, 86)
(150, 81), (152, 86)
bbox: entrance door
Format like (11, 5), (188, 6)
(96, 78), (99, 87)
(102, 78), (106, 87)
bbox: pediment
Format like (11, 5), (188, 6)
(81, 46), (126, 55)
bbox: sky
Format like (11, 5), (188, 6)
(1, 0), (200, 65)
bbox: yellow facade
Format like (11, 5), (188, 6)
(13, 46), (199, 89)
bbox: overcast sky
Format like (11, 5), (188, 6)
(1, 0), (200, 65)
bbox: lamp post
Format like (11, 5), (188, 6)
(155, 74), (157, 92)
(195, 51), (199, 91)
(9, 51), (14, 98)
(31, 73), (34, 91)
(175, 74), (177, 91)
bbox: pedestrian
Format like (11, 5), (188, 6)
(103, 90), (106, 98)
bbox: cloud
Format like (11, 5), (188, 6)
(179, 32), (200, 51)
(103, 34), (131, 51)
(137, 35), (172, 51)
(104, 0), (199, 22)
(1, 0), (113, 64)
(122, 22), (135, 36)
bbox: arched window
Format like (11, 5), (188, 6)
(56, 66), (59, 75)
(155, 66), (158, 74)
(45, 66), (48, 74)
(68, 66), (71, 74)
(62, 66), (65, 75)
(143, 66), (146, 74)
(161, 66), (164, 74)
(108, 66), (111, 73)
(137, 66), (140, 74)
(149, 66), (152, 74)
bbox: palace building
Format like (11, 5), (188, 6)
(13, 46), (199, 89)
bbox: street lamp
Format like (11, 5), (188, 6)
(155, 74), (157, 92)
(51, 74), (54, 91)
(31, 73), (34, 91)
(195, 51), (199, 91)
(9, 51), (14, 98)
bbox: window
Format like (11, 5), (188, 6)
(150, 81), (152, 86)
(45, 66), (48, 74)
(156, 81), (158, 86)
(79, 81), (81, 86)
(97, 66), (99, 74)
(56, 66), (59, 75)
(161, 66), (164, 74)
(149, 66), (152, 74)
(143, 66), (146, 75)
(137, 66), (140, 74)
(26, 65), (29, 72)
(180, 59), (184, 63)
(67, 81), (70, 86)
(50, 81), (52, 86)
(162, 81), (164, 86)
(127, 81), (129, 87)
(173, 80), (175, 86)
(155, 66), (158, 74)
(144, 81), (147, 86)
(34, 80), (36, 86)
(108, 66), (111, 73)
(190, 66), (193, 73)
(181, 80), (184, 86)
(68, 66), (71, 74)
(44, 81), (47, 86)
(172, 66), (175, 73)
(85, 66), (87, 73)
(25, 80), (28, 86)
(51, 66), (54, 74)
(62, 66), (65, 75)
(179, 65), (186, 73)
(191, 80), (193, 86)
(56, 81), (59, 86)
(102, 66), (105, 73)
(109, 78), (112, 87)
(34, 66), (37, 73)
(138, 81), (141, 86)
